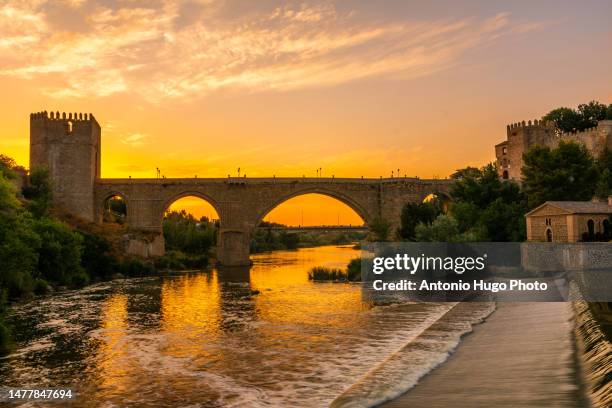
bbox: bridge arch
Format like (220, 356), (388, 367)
(161, 191), (222, 225)
(421, 190), (452, 213)
(97, 190), (130, 224)
(254, 188), (372, 228)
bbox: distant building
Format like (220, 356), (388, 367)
(525, 199), (612, 242)
(495, 120), (612, 181)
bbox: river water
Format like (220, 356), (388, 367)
(1, 246), (495, 406)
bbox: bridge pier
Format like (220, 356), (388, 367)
(217, 228), (253, 266)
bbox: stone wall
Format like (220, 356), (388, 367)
(496, 120), (612, 181)
(95, 177), (452, 265)
(30, 111), (101, 222)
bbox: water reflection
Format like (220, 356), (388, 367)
(2, 245), (453, 407)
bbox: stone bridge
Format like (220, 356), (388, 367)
(27, 110), (452, 266)
(95, 177), (452, 265)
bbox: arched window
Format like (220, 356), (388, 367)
(502, 170), (509, 180)
(587, 219), (595, 239)
(546, 228), (553, 242)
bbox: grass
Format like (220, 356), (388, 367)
(308, 258), (362, 282)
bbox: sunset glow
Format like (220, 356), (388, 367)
(1, 1), (610, 224)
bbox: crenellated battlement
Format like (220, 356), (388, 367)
(498, 119), (612, 181)
(506, 119), (555, 135)
(30, 110), (97, 124)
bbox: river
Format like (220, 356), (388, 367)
(0, 246), (524, 406)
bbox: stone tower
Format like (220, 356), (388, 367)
(29, 111), (101, 221)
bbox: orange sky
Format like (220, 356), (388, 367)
(1, 1), (611, 224)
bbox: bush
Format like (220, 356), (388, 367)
(70, 270), (90, 287)
(0, 320), (10, 355)
(308, 266), (346, 281)
(33, 278), (50, 295)
(120, 258), (155, 277)
(308, 266), (345, 281)
(163, 210), (216, 255)
(33, 218), (84, 286)
(79, 232), (118, 280)
(22, 167), (52, 218)
(346, 258), (362, 282)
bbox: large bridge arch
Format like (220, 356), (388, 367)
(253, 188), (373, 228)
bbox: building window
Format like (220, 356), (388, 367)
(587, 219), (595, 239)
(502, 147), (507, 155)
(545, 218), (552, 226)
(546, 228), (553, 242)
(502, 170), (509, 179)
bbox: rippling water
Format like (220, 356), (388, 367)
(1, 245), (491, 407)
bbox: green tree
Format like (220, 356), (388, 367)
(448, 164), (526, 241)
(542, 107), (585, 133)
(163, 210), (216, 255)
(479, 198), (526, 242)
(522, 141), (599, 208)
(22, 167), (53, 218)
(595, 168), (612, 198)
(0, 173), (41, 297)
(577, 101), (611, 125)
(0, 154), (17, 179)
(398, 201), (441, 240)
(33, 218), (86, 286)
(542, 101), (612, 133)
(369, 217), (392, 241)
(280, 232), (300, 249)
(79, 232), (118, 280)
(414, 215), (478, 242)
(450, 163), (522, 209)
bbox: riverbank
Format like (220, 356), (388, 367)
(382, 302), (587, 408)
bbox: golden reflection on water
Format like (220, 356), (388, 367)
(90, 245), (387, 405)
(160, 272), (223, 357)
(96, 294), (129, 395)
(249, 246), (367, 327)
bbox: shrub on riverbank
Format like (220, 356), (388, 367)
(346, 258), (362, 281)
(155, 250), (209, 271)
(308, 258), (362, 282)
(308, 266), (345, 281)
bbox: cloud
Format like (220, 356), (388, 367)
(121, 133), (148, 147)
(0, 1), (543, 100)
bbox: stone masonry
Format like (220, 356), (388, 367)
(495, 119), (612, 181)
(29, 111), (452, 266)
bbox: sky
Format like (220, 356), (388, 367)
(1, 0), (611, 225)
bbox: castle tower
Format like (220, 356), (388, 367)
(30, 111), (101, 221)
